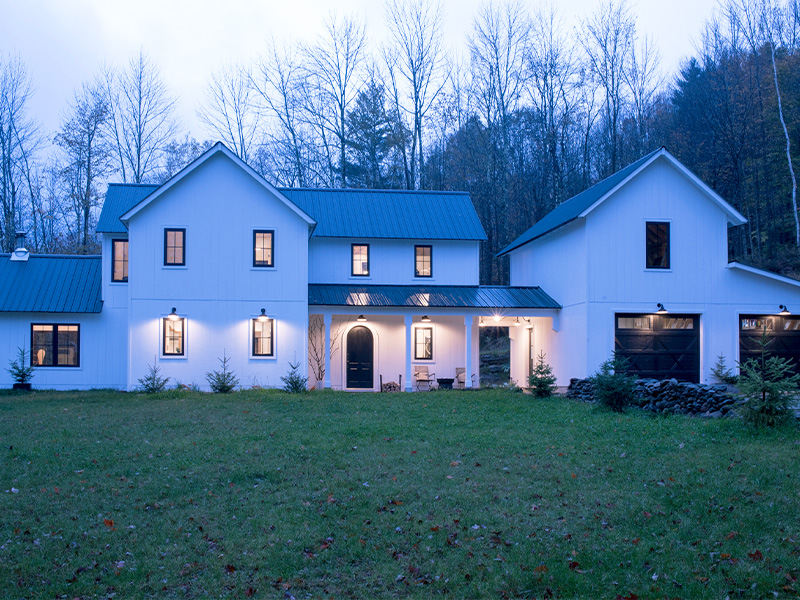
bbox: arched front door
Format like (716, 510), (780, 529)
(346, 326), (374, 389)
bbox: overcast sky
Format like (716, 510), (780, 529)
(2, 0), (720, 144)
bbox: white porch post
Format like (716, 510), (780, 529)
(404, 314), (413, 392)
(324, 313), (332, 390)
(465, 315), (473, 389)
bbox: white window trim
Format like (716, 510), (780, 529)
(412, 324), (435, 362)
(251, 226), (278, 271)
(160, 314), (188, 360)
(250, 314), (277, 360)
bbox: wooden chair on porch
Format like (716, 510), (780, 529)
(414, 366), (435, 391)
(454, 368), (476, 389)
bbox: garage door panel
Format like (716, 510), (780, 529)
(615, 313), (700, 382)
(739, 315), (800, 375)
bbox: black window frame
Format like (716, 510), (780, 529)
(164, 228), (186, 266)
(111, 238), (129, 282)
(414, 326), (433, 360)
(351, 243), (370, 277)
(252, 317), (275, 357)
(646, 221), (670, 269)
(414, 244), (432, 278)
(30, 323), (80, 368)
(162, 317), (185, 356)
(253, 230), (275, 268)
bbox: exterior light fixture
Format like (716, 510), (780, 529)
(421, 315), (431, 322)
(656, 303), (667, 314)
(479, 317), (485, 327)
(357, 315), (367, 322)
(779, 305), (790, 315)
(493, 314), (501, 323)
(257, 308), (269, 322)
(525, 318), (533, 329)
(168, 307), (180, 321)
(514, 317), (520, 326)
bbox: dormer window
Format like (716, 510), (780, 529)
(164, 228), (185, 266)
(112, 239), (128, 282)
(646, 222), (670, 269)
(415, 245), (432, 277)
(352, 244), (369, 276)
(253, 230), (274, 267)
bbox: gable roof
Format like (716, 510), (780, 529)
(727, 262), (800, 288)
(497, 148), (747, 256)
(97, 184), (159, 233)
(0, 255), (102, 313)
(280, 188), (486, 240)
(119, 143), (316, 228)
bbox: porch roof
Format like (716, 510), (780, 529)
(308, 284), (560, 309)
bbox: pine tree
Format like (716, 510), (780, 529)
(528, 351), (557, 398)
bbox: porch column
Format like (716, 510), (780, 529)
(404, 314), (413, 392)
(324, 313), (332, 390)
(465, 315), (473, 389)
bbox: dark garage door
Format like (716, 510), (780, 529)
(615, 313), (700, 382)
(739, 315), (800, 374)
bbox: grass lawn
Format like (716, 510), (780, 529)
(1, 389), (798, 599)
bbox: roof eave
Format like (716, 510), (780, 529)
(727, 261), (800, 288)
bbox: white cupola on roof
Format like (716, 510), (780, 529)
(10, 231), (29, 262)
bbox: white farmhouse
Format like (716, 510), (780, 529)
(1, 144), (799, 391)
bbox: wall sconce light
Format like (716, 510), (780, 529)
(525, 318), (533, 329)
(514, 317), (520, 326)
(779, 305), (790, 315)
(656, 303), (667, 314)
(479, 317), (485, 327)
(257, 308), (269, 322)
(357, 315), (367, 322)
(421, 315), (431, 322)
(168, 307), (180, 321)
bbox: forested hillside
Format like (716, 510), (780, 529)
(1, 0), (799, 283)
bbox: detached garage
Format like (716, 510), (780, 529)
(615, 313), (700, 382)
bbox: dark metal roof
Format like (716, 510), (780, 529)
(97, 184), (159, 233)
(308, 284), (560, 309)
(280, 188), (487, 241)
(498, 149), (662, 256)
(0, 255), (102, 313)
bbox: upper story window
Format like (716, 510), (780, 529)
(164, 228), (185, 266)
(252, 317), (275, 357)
(112, 239), (128, 282)
(254, 230), (274, 267)
(31, 324), (80, 367)
(415, 326), (433, 360)
(163, 316), (185, 356)
(415, 245), (432, 278)
(646, 222), (670, 269)
(352, 244), (370, 276)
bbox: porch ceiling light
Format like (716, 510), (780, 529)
(479, 317), (485, 327)
(168, 307), (180, 321)
(656, 303), (667, 314)
(514, 317), (520, 326)
(357, 315), (367, 322)
(493, 314), (501, 322)
(421, 315), (431, 322)
(779, 305), (790, 315)
(257, 308), (269, 322)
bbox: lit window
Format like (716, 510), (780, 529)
(415, 327), (433, 360)
(252, 318), (275, 357)
(254, 230), (274, 267)
(646, 222), (670, 269)
(112, 239), (128, 282)
(163, 317), (185, 356)
(415, 245), (432, 277)
(352, 244), (369, 276)
(31, 324), (80, 367)
(164, 228), (185, 266)
(617, 316), (651, 330)
(741, 318), (773, 331)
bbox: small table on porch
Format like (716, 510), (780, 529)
(436, 378), (455, 390)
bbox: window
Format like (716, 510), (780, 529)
(646, 222), (670, 269)
(617, 316), (651, 330)
(252, 317), (275, 357)
(31, 324), (80, 367)
(253, 230), (274, 267)
(163, 317), (185, 356)
(112, 239), (128, 282)
(351, 244), (369, 276)
(415, 327), (433, 360)
(741, 317), (774, 331)
(164, 228), (185, 266)
(415, 245), (432, 277)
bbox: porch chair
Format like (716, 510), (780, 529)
(454, 368), (476, 390)
(414, 366), (436, 391)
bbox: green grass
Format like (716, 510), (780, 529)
(1, 389), (798, 599)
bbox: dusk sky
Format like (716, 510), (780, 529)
(2, 0), (721, 144)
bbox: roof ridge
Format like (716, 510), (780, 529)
(279, 187), (469, 195)
(107, 182), (160, 187)
(0, 253), (101, 259)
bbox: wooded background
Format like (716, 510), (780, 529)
(2, 0), (799, 284)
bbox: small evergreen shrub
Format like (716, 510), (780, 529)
(528, 351), (557, 398)
(592, 354), (637, 412)
(138, 361), (170, 393)
(206, 352), (239, 393)
(738, 329), (799, 427)
(711, 353), (738, 384)
(7, 347), (35, 385)
(281, 361), (308, 393)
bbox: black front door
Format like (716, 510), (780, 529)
(615, 313), (700, 382)
(346, 326), (373, 389)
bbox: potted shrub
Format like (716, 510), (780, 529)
(7, 347), (35, 391)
